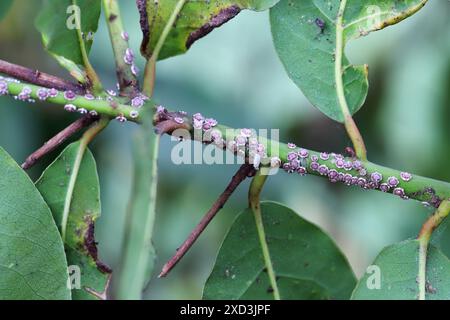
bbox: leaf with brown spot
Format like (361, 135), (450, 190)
(138, 0), (280, 60)
(36, 142), (111, 300)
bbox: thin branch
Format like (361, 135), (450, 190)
(102, 0), (139, 96)
(21, 114), (99, 170)
(3, 80), (139, 121)
(153, 108), (450, 206)
(159, 164), (255, 278)
(0, 59), (106, 171)
(0, 59), (83, 93)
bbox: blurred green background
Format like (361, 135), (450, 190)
(0, 1), (449, 299)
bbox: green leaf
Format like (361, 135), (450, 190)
(36, 142), (111, 300)
(352, 239), (450, 300)
(203, 201), (356, 299)
(35, 0), (101, 80)
(138, 0), (280, 60)
(270, 0), (427, 122)
(115, 108), (159, 299)
(0, 0), (13, 21)
(0, 147), (70, 300)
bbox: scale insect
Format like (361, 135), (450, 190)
(315, 18), (326, 34)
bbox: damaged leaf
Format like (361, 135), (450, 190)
(270, 0), (428, 122)
(36, 142), (111, 300)
(138, 0), (280, 60)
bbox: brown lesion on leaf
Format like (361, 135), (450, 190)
(84, 216), (112, 274)
(137, 0), (151, 56)
(186, 5), (241, 49)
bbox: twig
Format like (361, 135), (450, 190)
(102, 0), (139, 96)
(21, 114), (99, 170)
(159, 164), (255, 278)
(153, 109), (450, 206)
(0, 59), (84, 93)
(5, 81), (138, 121)
(0, 59), (105, 170)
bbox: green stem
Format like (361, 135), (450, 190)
(156, 111), (450, 206)
(102, 0), (138, 96)
(4, 81), (139, 121)
(61, 117), (109, 241)
(249, 172), (280, 300)
(143, 0), (187, 97)
(335, 0), (367, 160)
(116, 112), (160, 299)
(3, 78), (449, 205)
(417, 200), (450, 300)
(73, 0), (103, 94)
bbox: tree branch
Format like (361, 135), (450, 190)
(21, 114), (99, 170)
(154, 108), (450, 207)
(2, 80), (139, 121)
(1, 66), (448, 206)
(0, 59), (83, 93)
(159, 164), (255, 278)
(102, 0), (139, 96)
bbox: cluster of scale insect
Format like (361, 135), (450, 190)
(191, 112), (267, 169)
(159, 108), (281, 170)
(122, 31), (139, 77)
(1, 76), (147, 122)
(116, 92), (149, 122)
(282, 142), (413, 200)
(223, 127), (281, 170)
